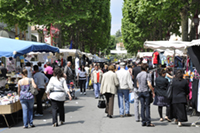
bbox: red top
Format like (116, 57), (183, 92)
(153, 51), (159, 64)
(97, 72), (100, 83)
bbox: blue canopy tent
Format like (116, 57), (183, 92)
(0, 37), (59, 58)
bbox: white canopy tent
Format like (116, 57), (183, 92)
(137, 52), (153, 58)
(110, 50), (127, 54)
(156, 49), (186, 57)
(59, 49), (82, 58)
(82, 52), (93, 59)
(144, 41), (190, 53)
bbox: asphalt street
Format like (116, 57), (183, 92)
(0, 89), (199, 133)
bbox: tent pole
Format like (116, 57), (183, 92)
(173, 49), (175, 74)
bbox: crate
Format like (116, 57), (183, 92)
(0, 103), (15, 114)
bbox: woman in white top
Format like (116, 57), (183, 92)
(77, 65), (87, 95)
(25, 62), (32, 78)
(46, 67), (72, 127)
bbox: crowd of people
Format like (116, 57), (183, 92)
(17, 58), (191, 128)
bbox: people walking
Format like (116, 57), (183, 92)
(171, 70), (189, 127)
(91, 64), (103, 99)
(17, 69), (37, 128)
(64, 61), (74, 85)
(46, 67), (72, 127)
(33, 65), (49, 116)
(132, 60), (141, 122)
(77, 65), (87, 95)
(153, 69), (171, 122)
(25, 62), (32, 78)
(44, 62), (53, 79)
(116, 62), (133, 117)
(85, 64), (90, 89)
(100, 65), (119, 118)
(136, 63), (155, 127)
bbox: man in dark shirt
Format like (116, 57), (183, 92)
(0, 62), (7, 78)
(132, 60), (141, 122)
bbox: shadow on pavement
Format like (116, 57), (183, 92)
(63, 120), (85, 125)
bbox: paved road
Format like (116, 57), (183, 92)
(0, 89), (200, 133)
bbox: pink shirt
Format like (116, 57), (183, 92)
(44, 66), (53, 75)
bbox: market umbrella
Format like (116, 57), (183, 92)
(0, 37), (59, 58)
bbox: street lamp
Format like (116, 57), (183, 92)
(43, 24), (60, 46)
(193, 13), (199, 39)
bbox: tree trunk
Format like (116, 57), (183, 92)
(180, 7), (188, 41)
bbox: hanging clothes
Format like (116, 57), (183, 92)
(197, 79), (200, 112)
(152, 51), (159, 65)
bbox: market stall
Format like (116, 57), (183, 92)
(136, 52), (153, 58)
(0, 37), (59, 127)
(144, 40), (200, 126)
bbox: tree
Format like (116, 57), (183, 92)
(0, 0), (111, 54)
(115, 29), (122, 37)
(122, 0), (200, 53)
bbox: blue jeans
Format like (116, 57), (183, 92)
(138, 91), (151, 125)
(20, 98), (34, 127)
(117, 89), (130, 115)
(85, 77), (90, 89)
(93, 83), (101, 97)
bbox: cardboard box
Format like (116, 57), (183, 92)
(0, 103), (15, 114)
(16, 101), (22, 111)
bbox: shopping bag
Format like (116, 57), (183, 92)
(89, 79), (92, 86)
(167, 81), (173, 99)
(97, 95), (106, 109)
(129, 92), (134, 104)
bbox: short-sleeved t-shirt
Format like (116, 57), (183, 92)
(78, 70), (86, 80)
(136, 71), (151, 92)
(44, 66), (53, 75)
(132, 66), (141, 88)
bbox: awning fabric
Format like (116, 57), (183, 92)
(59, 49), (82, 57)
(137, 52), (153, 58)
(144, 41), (190, 53)
(0, 37), (59, 58)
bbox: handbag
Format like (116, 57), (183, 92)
(146, 73), (153, 104)
(167, 80), (173, 99)
(97, 95), (106, 109)
(29, 78), (38, 95)
(129, 92), (134, 104)
(149, 91), (153, 103)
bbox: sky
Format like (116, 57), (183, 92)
(110, 0), (123, 35)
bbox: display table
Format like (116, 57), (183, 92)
(0, 101), (22, 127)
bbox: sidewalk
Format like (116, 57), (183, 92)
(0, 89), (199, 133)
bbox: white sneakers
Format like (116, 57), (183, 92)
(80, 92), (83, 95)
(84, 92), (86, 95)
(80, 92), (86, 95)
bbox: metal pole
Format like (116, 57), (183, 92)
(197, 25), (198, 39)
(50, 23), (52, 46)
(173, 49), (175, 75)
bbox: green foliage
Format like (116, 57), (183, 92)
(115, 29), (122, 37)
(0, 0), (111, 54)
(122, 0), (200, 53)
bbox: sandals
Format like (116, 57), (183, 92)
(165, 117), (172, 122)
(147, 123), (155, 127)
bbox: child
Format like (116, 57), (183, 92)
(68, 82), (77, 99)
